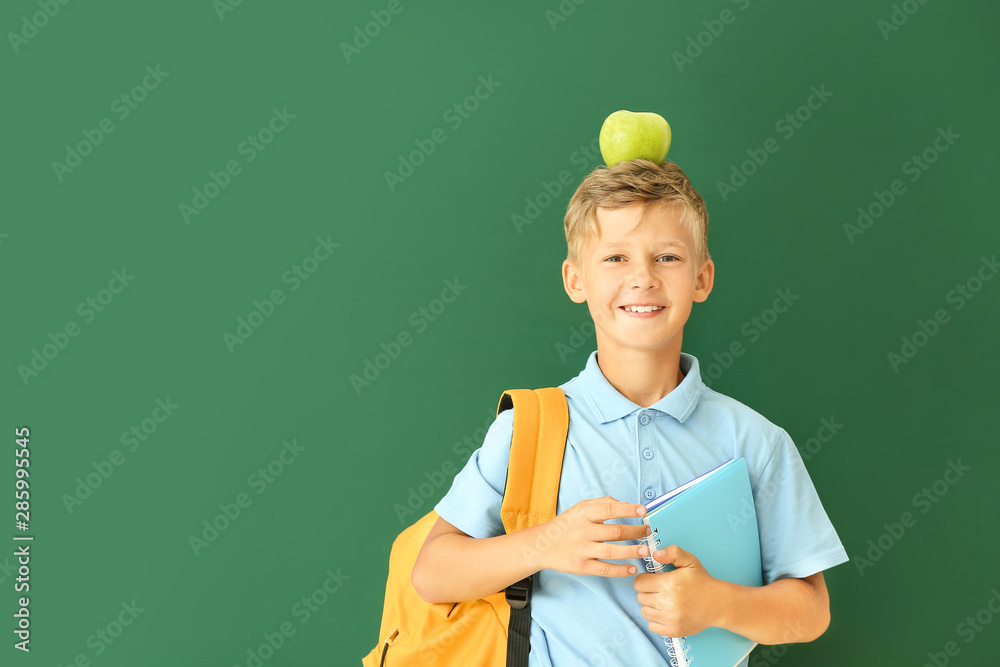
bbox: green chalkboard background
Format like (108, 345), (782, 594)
(3, 0), (999, 665)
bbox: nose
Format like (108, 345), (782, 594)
(629, 259), (658, 289)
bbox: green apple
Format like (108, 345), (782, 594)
(599, 110), (671, 167)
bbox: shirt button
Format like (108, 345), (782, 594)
(639, 414), (651, 425)
(642, 448), (654, 460)
(644, 487), (655, 500)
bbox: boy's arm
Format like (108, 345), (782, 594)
(717, 570), (829, 644)
(634, 545), (830, 645)
(412, 497), (651, 605)
(411, 516), (548, 605)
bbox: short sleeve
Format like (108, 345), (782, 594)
(433, 408), (515, 540)
(752, 429), (849, 584)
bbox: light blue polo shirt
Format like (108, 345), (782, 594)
(435, 351), (849, 666)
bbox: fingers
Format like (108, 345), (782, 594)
(591, 541), (650, 563)
(569, 540), (652, 578)
(580, 558), (641, 578)
(579, 498), (647, 522)
(651, 544), (696, 567)
(594, 521), (652, 544)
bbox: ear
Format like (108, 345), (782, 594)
(693, 258), (714, 303)
(562, 259), (587, 304)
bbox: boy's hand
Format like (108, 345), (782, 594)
(537, 496), (650, 577)
(634, 545), (726, 637)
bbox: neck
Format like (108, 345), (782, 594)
(595, 341), (685, 408)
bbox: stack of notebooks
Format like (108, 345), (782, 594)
(639, 458), (762, 667)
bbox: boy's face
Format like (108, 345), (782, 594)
(562, 202), (714, 358)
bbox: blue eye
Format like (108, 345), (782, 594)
(604, 255), (678, 263)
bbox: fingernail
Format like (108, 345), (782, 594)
(636, 505), (646, 516)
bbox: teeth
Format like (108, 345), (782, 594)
(624, 306), (663, 313)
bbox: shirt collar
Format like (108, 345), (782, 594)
(574, 350), (705, 424)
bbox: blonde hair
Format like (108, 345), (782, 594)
(563, 158), (710, 268)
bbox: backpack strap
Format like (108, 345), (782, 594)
(498, 387), (568, 534)
(495, 387), (568, 667)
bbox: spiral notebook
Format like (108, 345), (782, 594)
(640, 458), (762, 667)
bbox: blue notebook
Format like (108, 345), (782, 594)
(640, 458), (762, 667)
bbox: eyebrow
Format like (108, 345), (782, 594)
(596, 240), (689, 251)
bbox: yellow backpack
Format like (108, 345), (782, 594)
(362, 388), (568, 667)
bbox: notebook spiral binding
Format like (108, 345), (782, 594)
(642, 527), (662, 573)
(641, 527), (693, 667)
(665, 638), (692, 667)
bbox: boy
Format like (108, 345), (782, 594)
(411, 158), (849, 665)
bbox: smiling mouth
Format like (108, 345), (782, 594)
(620, 305), (664, 313)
